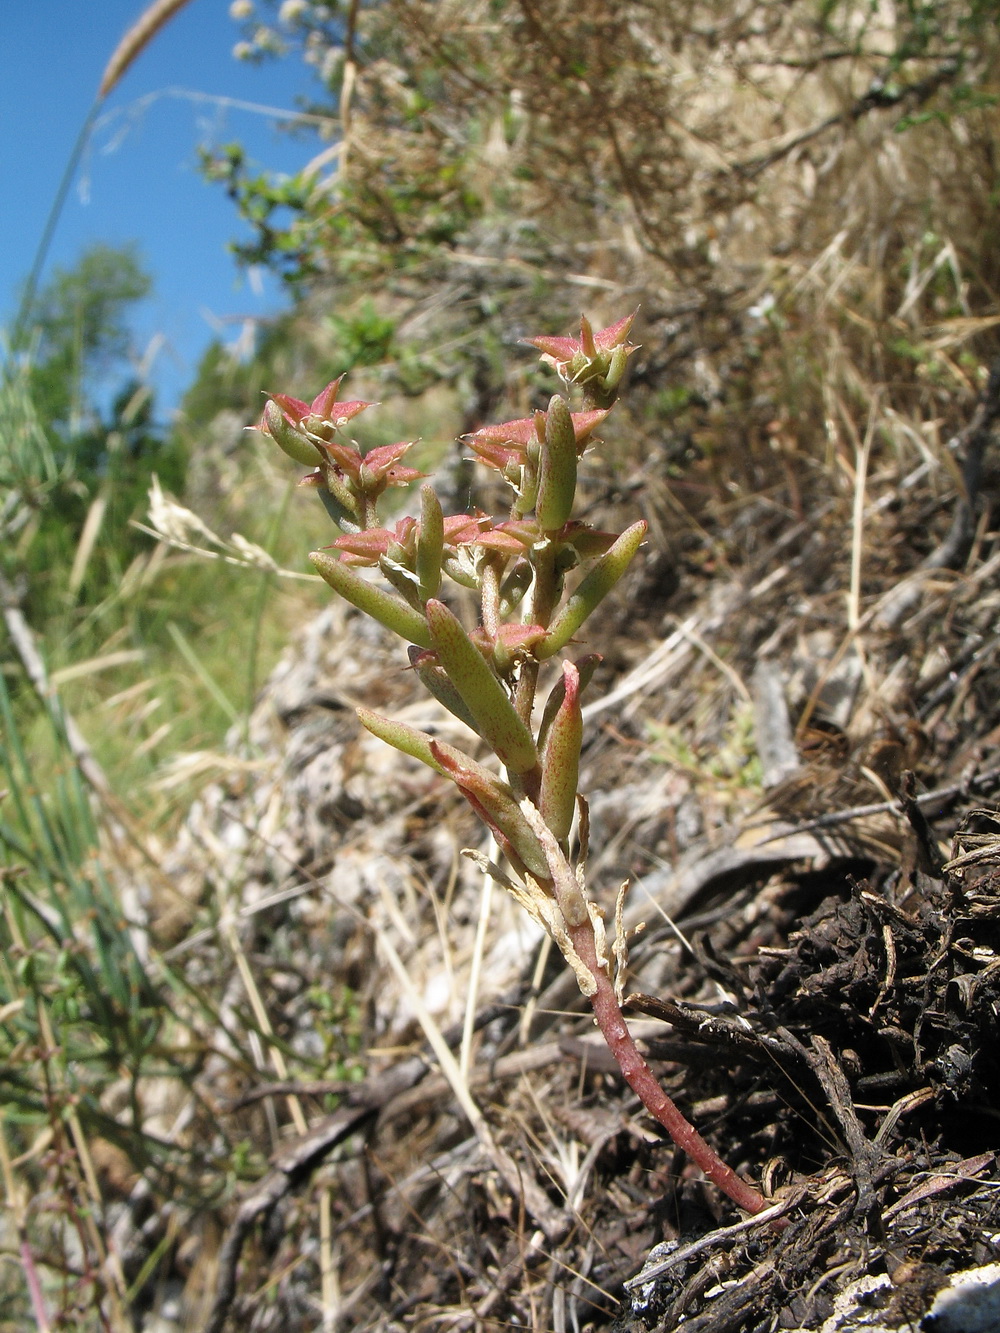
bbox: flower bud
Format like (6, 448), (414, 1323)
(261, 400), (324, 466)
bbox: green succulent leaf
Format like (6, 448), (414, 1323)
(430, 743), (551, 880)
(262, 399), (325, 466)
(355, 709), (550, 879)
(356, 707), (448, 773)
(537, 653), (601, 754)
(311, 551), (433, 647)
(425, 599), (539, 775)
(417, 484), (444, 601)
(539, 661), (583, 840)
(537, 520), (647, 659)
(407, 647), (483, 735)
(378, 554), (424, 610)
(535, 394), (578, 532)
(499, 560), (532, 616)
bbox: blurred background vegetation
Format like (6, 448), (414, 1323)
(1, 0), (998, 1326)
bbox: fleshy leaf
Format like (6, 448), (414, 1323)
(424, 599), (539, 776)
(535, 395), (577, 532)
(537, 520), (647, 659)
(416, 485), (444, 601)
(355, 707), (448, 774)
(430, 743), (551, 880)
(357, 708), (550, 880)
(258, 400), (324, 466)
(407, 647), (481, 734)
(538, 662), (583, 841)
(537, 654), (602, 754)
(311, 551), (432, 647)
(298, 470), (360, 528)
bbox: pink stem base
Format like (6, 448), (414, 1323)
(569, 922), (769, 1218)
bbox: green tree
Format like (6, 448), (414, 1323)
(3, 244), (186, 616)
(26, 242), (152, 438)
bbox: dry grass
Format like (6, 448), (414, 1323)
(98, 0), (197, 99)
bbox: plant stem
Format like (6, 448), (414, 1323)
(513, 536), (560, 724)
(20, 1236), (51, 1333)
(567, 920), (770, 1218)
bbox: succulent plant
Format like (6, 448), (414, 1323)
(257, 312), (770, 1219)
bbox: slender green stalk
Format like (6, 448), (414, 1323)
(9, 105), (99, 353)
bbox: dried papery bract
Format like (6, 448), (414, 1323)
(258, 315), (771, 1219)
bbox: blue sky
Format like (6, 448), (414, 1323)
(1, 1), (326, 415)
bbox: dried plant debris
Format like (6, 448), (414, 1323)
(613, 828), (1000, 1331)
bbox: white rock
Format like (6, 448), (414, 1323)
(926, 1263), (1000, 1332)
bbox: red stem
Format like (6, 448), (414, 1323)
(21, 1235), (52, 1333)
(568, 922), (769, 1217)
